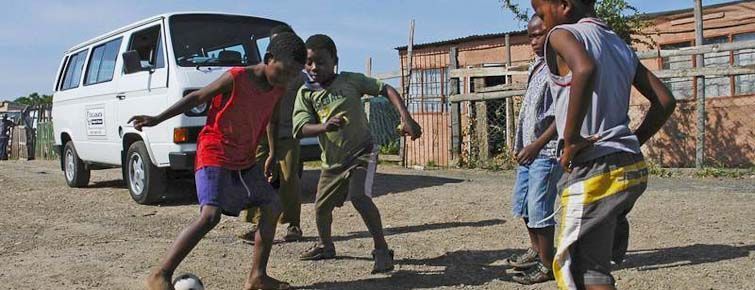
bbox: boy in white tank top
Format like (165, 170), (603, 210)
(531, 0), (677, 289)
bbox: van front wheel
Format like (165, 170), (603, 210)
(126, 141), (166, 204)
(63, 141), (90, 187)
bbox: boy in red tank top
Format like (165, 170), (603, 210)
(130, 32), (306, 290)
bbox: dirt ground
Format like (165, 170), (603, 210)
(0, 160), (753, 290)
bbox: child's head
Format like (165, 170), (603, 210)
(304, 34), (338, 84)
(528, 15), (547, 57)
(270, 24), (295, 40)
(531, 0), (595, 30)
(264, 32), (306, 87)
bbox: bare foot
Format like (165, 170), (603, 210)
(244, 274), (291, 290)
(145, 268), (174, 290)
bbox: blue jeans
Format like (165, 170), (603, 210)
(511, 157), (562, 228)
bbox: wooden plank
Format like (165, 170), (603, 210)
(505, 98), (513, 150)
(449, 67), (529, 79)
(373, 70), (402, 80)
(449, 90), (526, 103)
(379, 154), (402, 162)
(477, 83), (527, 93)
(401, 19), (415, 168)
(637, 40), (755, 60)
(654, 65), (755, 78)
(449, 47), (461, 161)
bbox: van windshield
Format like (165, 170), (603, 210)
(169, 14), (285, 67)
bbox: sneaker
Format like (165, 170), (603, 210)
(371, 248), (395, 274)
(512, 262), (553, 285)
(237, 224), (259, 245)
(507, 248), (539, 270)
(283, 225), (303, 242)
(299, 244), (336, 260)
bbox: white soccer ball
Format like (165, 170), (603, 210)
(173, 273), (204, 290)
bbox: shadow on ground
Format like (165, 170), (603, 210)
(89, 169), (465, 207)
(621, 243), (755, 271)
(300, 249), (520, 289)
(333, 219), (505, 242)
(298, 170), (465, 203)
(300, 243), (755, 289)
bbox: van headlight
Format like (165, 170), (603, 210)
(183, 89), (208, 116)
(189, 102), (208, 115)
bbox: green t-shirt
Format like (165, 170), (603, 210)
(293, 72), (385, 169)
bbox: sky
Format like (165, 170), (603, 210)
(0, 0), (735, 101)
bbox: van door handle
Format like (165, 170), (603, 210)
(116, 94), (126, 100)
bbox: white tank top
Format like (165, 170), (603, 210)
(544, 17), (641, 163)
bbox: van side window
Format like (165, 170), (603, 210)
(61, 49), (89, 90)
(85, 38), (123, 85)
(126, 26), (164, 73)
(55, 55), (70, 91)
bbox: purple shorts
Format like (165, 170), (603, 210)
(195, 165), (277, 216)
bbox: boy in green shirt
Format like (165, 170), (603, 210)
(292, 34), (421, 273)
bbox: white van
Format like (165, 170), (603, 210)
(52, 12), (320, 204)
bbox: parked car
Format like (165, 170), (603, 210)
(52, 12), (320, 204)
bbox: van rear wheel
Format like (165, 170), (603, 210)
(126, 141), (167, 204)
(63, 141), (90, 187)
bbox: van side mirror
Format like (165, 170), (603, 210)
(122, 50), (154, 74)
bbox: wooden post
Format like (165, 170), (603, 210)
(473, 78), (489, 161)
(694, 0), (705, 169)
(401, 19), (415, 167)
(364, 57), (373, 122)
(449, 47), (461, 166)
(504, 33), (514, 151)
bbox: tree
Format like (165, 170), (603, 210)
(500, 0), (653, 46)
(14, 93), (52, 107)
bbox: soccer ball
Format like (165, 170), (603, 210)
(173, 273), (204, 290)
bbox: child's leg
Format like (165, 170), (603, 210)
(525, 158), (561, 269)
(146, 205), (222, 290)
(315, 202), (336, 249)
(348, 166), (388, 250)
(278, 140), (302, 227)
(244, 201), (289, 289)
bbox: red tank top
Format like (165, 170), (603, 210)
(195, 67), (284, 170)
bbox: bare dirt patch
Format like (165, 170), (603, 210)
(0, 160), (753, 289)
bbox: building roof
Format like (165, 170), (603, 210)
(395, 0), (746, 51)
(395, 30), (526, 51)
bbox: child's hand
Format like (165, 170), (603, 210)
(399, 118), (422, 141)
(128, 115), (159, 131)
(559, 135), (599, 172)
(516, 144), (540, 165)
(264, 155), (276, 181)
(322, 115), (345, 132)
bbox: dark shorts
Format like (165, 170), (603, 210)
(195, 165), (277, 217)
(316, 147), (378, 212)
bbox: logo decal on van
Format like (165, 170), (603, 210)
(86, 106), (106, 137)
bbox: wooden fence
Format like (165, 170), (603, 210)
(448, 39), (755, 168)
(4, 104), (56, 161)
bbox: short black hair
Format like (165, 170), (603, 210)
(267, 32), (306, 65)
(305, 34), (337, 59)
(271, 24), (295, 36)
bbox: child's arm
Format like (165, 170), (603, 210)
(299, 117), (344, 137)
(632, 63), (677, 145)
(264, 100), (282, 179)
(549, 29), (597, 172)
(129, 72), (232, 131)
(517, 123), (556, 165)
(381, 85), (422, 140)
